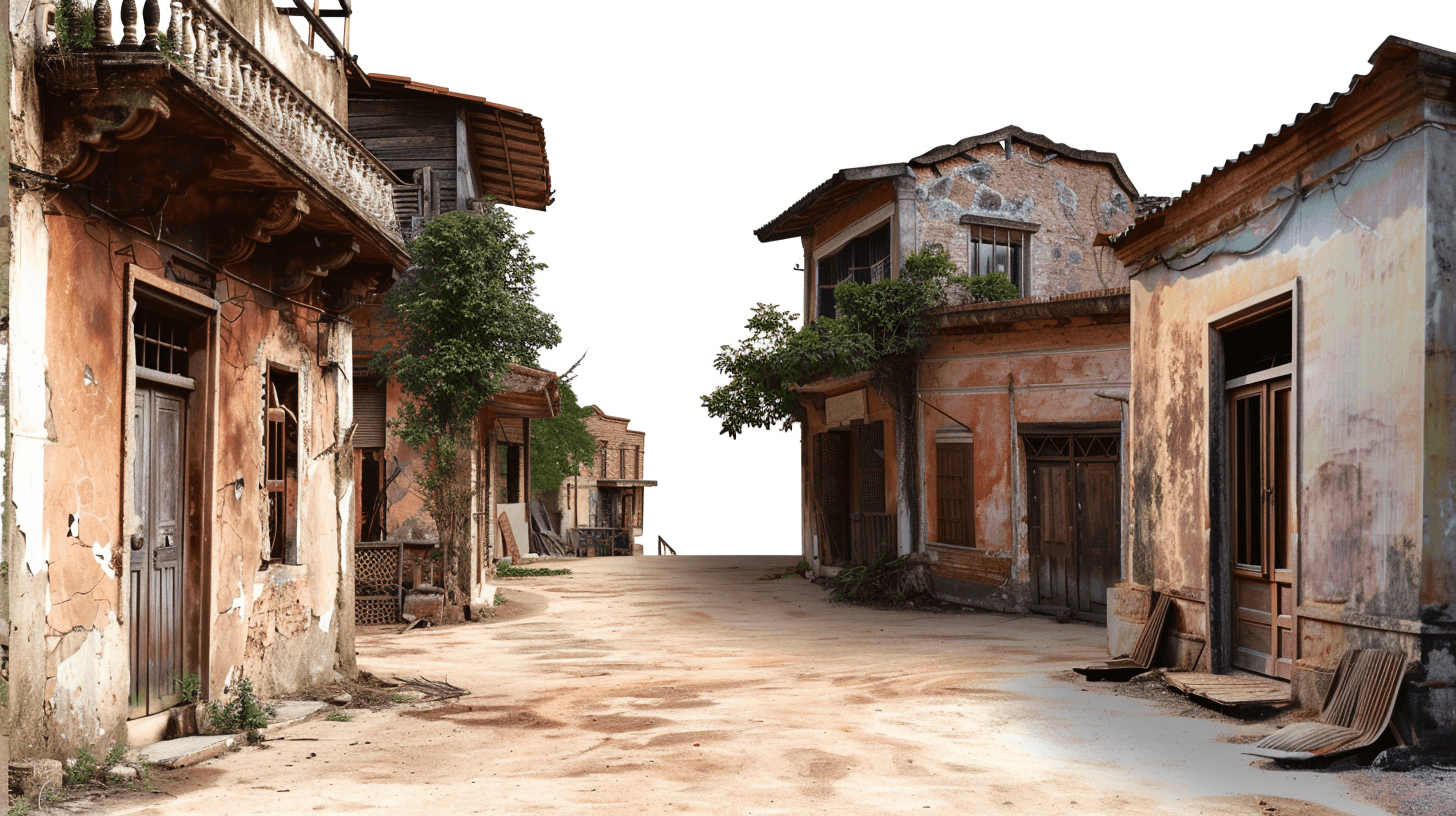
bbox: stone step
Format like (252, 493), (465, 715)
(131, 700), (329, 769)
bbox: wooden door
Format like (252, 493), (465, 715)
(813, 432), (851, 566)
(1229, 378), (1295, 678)
(130, 384), (186, 716)
(1075, 460), (1119, 619)
(1028, 459), (1074, 609)
(1026, 434), (1121, 621)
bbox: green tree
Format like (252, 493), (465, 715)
(373, 208), (560, 612)
(529, 379), (597, 495)
(702, 245), (957, 439)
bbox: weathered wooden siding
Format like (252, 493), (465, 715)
(349, 99), (461, 213)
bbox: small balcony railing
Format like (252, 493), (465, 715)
(45, 0), (397, 238)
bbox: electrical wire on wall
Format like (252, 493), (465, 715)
(1135, 122), (1452, 276)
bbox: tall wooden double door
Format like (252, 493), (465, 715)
(1228, 377), (1295, 679)
(130, 383), (186, 715)
(1025, 434), (1120, 622)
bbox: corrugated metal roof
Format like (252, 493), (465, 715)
(363, 74), (553, 212)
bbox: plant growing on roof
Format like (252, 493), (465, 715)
(373, 207), (561, 615)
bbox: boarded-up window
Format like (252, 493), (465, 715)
(857, 421), (886, 514)
(353, 378), (386, 448)
(936, 443), (974, 547)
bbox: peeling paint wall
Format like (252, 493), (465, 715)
(918, 321), (1128, 611)
(1122, 120), (1456, 743)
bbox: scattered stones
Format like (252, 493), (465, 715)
(329, 692), (353, 706)
(106, 764), (140, 781)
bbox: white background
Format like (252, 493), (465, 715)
(341, 1), (1454, 555)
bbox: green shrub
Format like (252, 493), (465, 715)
(206, 678), (275, 743)
(497, 563), (571, 577)
(946, 272), (1020, 302)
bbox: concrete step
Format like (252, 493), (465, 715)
(132, 700), (329, 768)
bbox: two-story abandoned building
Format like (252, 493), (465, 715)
(756, 127), (1141, 620)
(5, 0), (406, 759)
(544, 406), (655, 556)
(346, 73), (558, 622)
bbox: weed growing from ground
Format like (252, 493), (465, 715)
(496, 563), (571, 577)
(62, 747), (100, 786)
(388, 692), (414, 703)
(325, 710), (352, 722)
(206, 677), (275, 743)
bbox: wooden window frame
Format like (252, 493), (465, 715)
(265, 364), (301, 565)
(815, 222), (892, 320)
(934, 441), (976, 548)
(965, 224), (1030, 296)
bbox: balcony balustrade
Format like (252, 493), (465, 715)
(45, 0), (397, 239)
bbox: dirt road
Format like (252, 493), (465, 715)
(108, 556), (1412, 815)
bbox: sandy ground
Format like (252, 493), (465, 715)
(88, 555), (1441, 815)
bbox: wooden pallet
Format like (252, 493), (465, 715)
(1163, 671), (1291, 708)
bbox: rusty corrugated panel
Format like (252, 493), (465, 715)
(1245, 649), (1406, 761)
(1074, 593), (1170, 681)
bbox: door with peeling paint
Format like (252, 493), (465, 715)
(129, 383), (186, 717)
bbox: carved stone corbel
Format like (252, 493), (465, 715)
(43, 85), (171, 182)
(100, 135), (226, 217)
(211, 191), (310, 265)
(273, 233), (359, 295)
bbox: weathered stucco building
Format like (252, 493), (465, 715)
(4, 0), (406, 759)
(346, 72), (557, 620)
(1109, 37), (1456, 748)
(757, 127), (1142, 618)
(547, 406), (655, 556)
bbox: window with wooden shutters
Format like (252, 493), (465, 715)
(266, 367), (300, 564)
(352, 378), (386, 448)
(936, 443), (974, 547)
(857, 421), (886, 514)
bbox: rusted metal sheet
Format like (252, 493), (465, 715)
(1164, 671), (1291, 709)
(1245, 649), (1405, 760)
(1075, 593), (1170, 682)
(498, 512), (523, 562)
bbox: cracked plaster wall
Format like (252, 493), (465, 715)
(1125, 124), (1455, 738)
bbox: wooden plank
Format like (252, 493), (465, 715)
(498, 512), (523, 562)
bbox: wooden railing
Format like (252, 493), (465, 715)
(657, 536), (676, 556)
(45, 0), (397, 237)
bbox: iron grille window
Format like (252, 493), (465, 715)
(966, 225), (1028, 295)
(133, 307), (191, 377)
(817, 224), (891, 319)
(266, 367), (300, 564)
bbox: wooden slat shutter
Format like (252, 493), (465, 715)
(857, 421), (886, 514)
(353, 379), (387, 448)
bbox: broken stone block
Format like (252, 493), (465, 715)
(329, 692), (353, 706)
(402, 588), (445, 625)
(106, 764), (139, 782)
(1374, 746), (1418, 772)
(9, 758), (63, 797)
